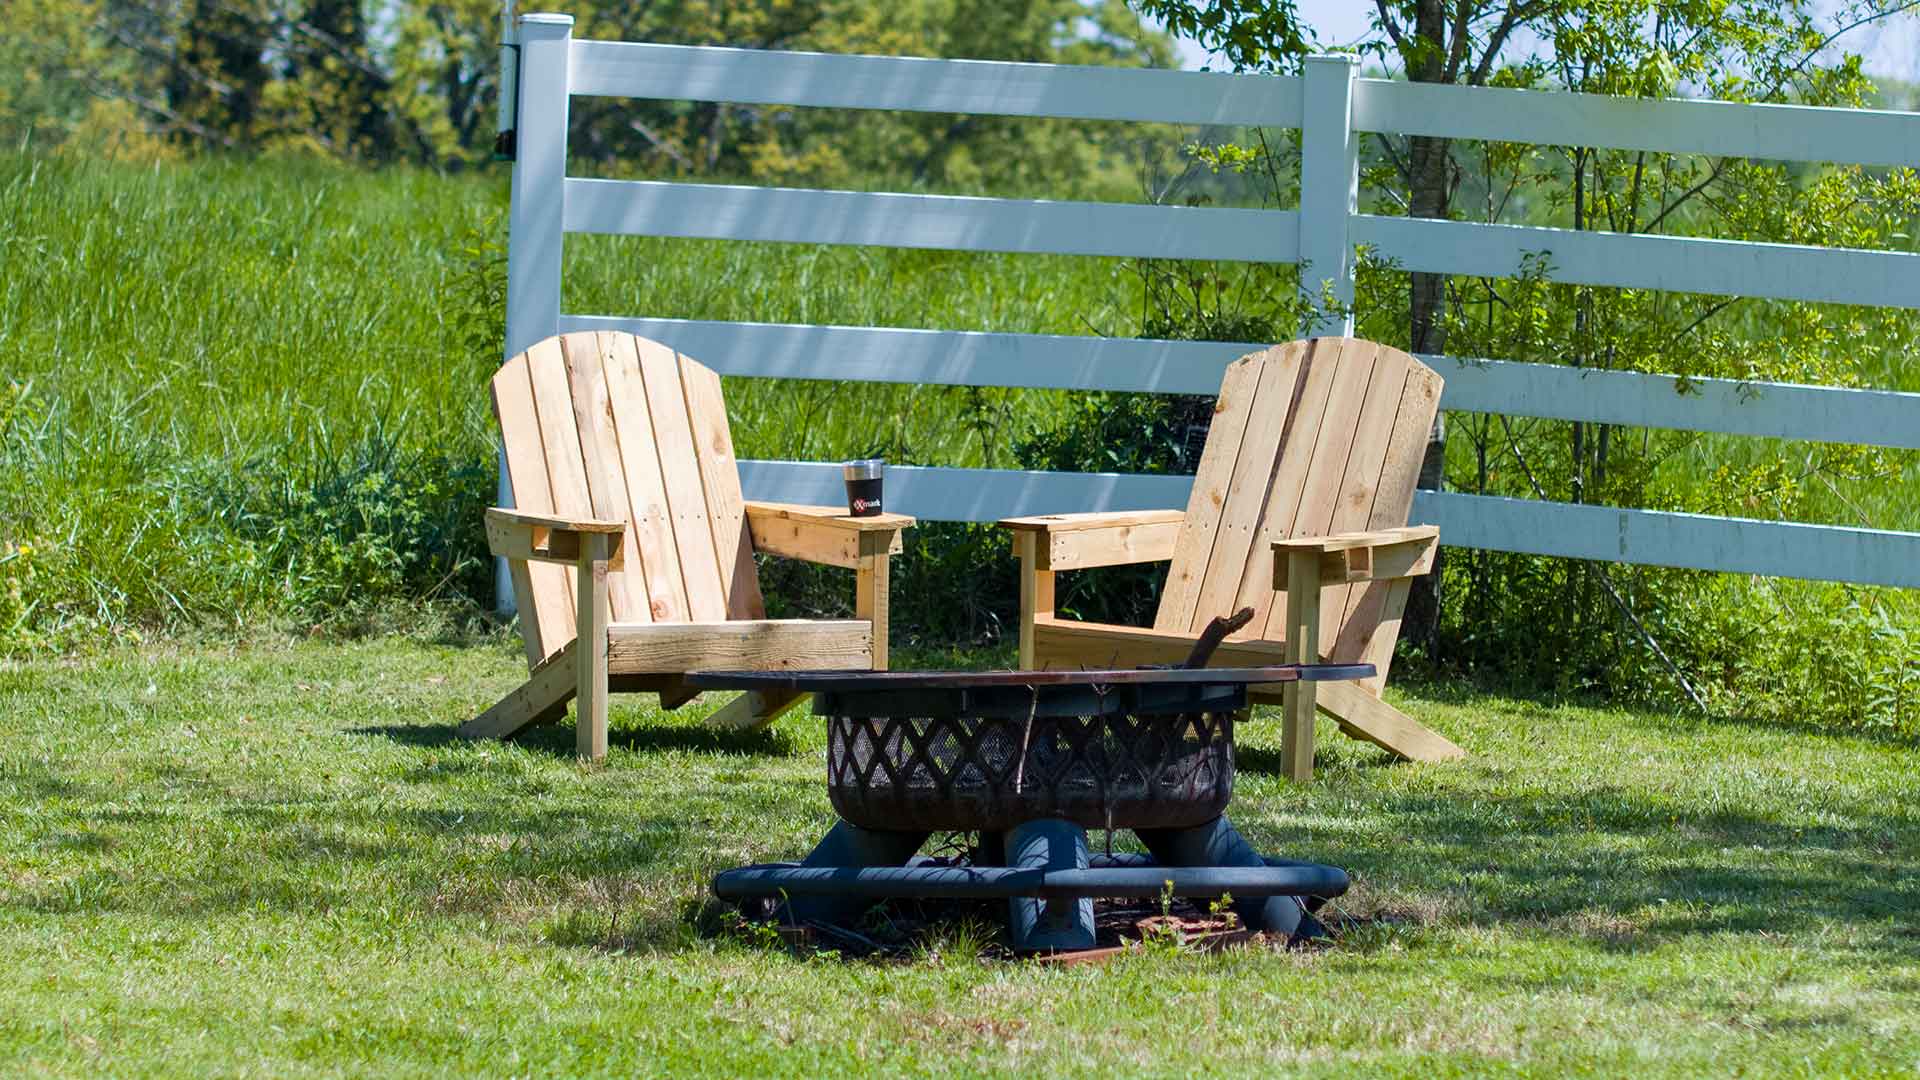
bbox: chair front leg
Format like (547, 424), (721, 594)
(575, 531), (613, 762)
(1014, 531), (1055, 670)
(857, 530), (895, 670)
(1280, 548), (1321, 784)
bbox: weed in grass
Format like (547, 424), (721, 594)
(907, 914), (1004, 968)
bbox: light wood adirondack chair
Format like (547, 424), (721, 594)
(460, 330), (913, 760)
(1001, 337), (1463, 781)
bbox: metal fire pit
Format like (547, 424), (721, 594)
(826, 708), (1234, 833)
(684, 664), (1372, 953)
(819, 674), (1256, 832)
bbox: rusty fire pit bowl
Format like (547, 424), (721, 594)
(685, 667), (1372, 832)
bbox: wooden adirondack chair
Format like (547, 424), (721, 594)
(460, 330), (913, 760)
(1001, 337), (1463, 781)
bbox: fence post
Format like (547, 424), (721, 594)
(495, 1), (518, 152)
(504, 12), (572, 359)
(496, 11), (573, 613)
(1299, 54), (1359, 338)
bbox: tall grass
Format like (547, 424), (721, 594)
(1, 152), (498, 640)
(0, 150), (1122, 644)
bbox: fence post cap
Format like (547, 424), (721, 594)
(1303, 53), (1360, 67)
(520, 12), (574, 28)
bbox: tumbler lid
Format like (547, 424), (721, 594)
(843, 458), (885, 481)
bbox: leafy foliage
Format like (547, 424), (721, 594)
(187, 429), (495, 621)
(3, 0), (1176, 188)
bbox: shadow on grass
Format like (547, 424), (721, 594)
(348, 717), (804, 759)
(1282, 786), (1920, 950)
(17, 765), (1911, 961)
(351, 724), (468, 750)
(1235, 742), (1405, 776)
(609, 723), (801, 758)
(1397, 673), (1920, 749)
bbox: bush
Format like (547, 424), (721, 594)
(1006, 391), (1209, 629)
(759, 522), (1019, 649)
(188, 431), (494, 623)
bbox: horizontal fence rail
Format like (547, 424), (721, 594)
(499, 14), (1920, 601)
(1351, 78), (1920, 168)
(569, 40), (1302, 125)
(566, 183), (1920, 308)
(1351, 215), (1920, 309)
(568, 39), (1920, 167)
(565, 179), (1300, 261)
(738, 462), (1920, 589)
(561, 316), (1920, 451)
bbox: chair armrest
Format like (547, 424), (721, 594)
(485, 508), (625, 567)
(999, 510), (1184, 570)
(1272, 525), (1439, 586)
(744, 501), (914, 532)
(999, 510), (1185, 533)
(744, 501), (911, 569)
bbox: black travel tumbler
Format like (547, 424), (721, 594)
(844, 459), (884, 517)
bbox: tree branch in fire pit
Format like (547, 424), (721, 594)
(1182, 607), (1256, 670)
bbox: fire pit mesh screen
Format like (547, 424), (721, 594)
(827, 711), (1235, 832)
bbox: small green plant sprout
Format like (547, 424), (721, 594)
(1207, 892), (1239, 930)
(1140, 920), (1185, 955)
(728, 910), (786, 953)
(1135, 878), (1188, 954)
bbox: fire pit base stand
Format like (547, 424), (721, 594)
(716, 814), (1342, 952)
(1005, 818), (1097, 950)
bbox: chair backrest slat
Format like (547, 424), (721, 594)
(1153, 354), (1267, 633)
(600, 332), (689, 623)
(493, 349), (574, 664)
(563, 333), (644, 626)
(493, 331), (758, 666)
(1336, 358), (1441, 690)
(680, 354), (767, 619)
(1186, 340), (1318, 636)
(631, 336), (730, 622)
(1274, 342), (1410, 646)
(1152, 338), (1441, 683)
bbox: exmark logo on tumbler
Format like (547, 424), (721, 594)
(844, 459), (884, 517)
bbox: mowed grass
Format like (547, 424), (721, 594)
(2, 637), (1915, 1077)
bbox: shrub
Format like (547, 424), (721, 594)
(187, 430), (495, 624)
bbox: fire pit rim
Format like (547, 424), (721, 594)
(682, 663), (1375, 693)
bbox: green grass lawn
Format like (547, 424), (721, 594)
(2, 637), (1915, 1077)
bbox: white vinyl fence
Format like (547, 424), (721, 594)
(499, 11), (1920, 592)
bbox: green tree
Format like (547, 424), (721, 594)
(6, 0), (1174, 178)
(559, 0), (1174, 192)
(1119, 0), (1920, 720)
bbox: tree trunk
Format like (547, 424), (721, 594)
(298, 0), (395, 157)
(1402, 133), (1451, 658)
(1399, 0), (1454, 659)
(169, 0), (269, 145)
